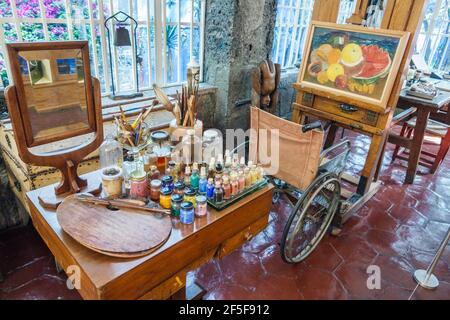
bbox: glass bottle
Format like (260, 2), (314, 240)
(149, 179), (162, 201)
(180, 201), (195, 224)
(213, 181), (224, 203)
(208, 157), (216, 179)
(198, 167), (208, 194)
(121, 152), (134, 194)
(206, 178), (215, 200)
(222, 176), (231, 200)
(148, 165), (160, 181)
(171, 194), (183, 217)
(190, 162), (200, 190)
(173, 181), (185, 196)
(99, 134), (122, 169)
(215, 158), (224, 181)
(183, 187), (197, 206)
(232, 153), (239, 167)
(238, 170), (245, 192)
(165, 160), (177, 182)
(244, 167), (252, 187)
(239, 157), (246, 170)
(231, 175), (239, 196)
(159, 187), (172, 209)
(161, 175), (174, 192)
(184, 165), (191, 187)
(250, 165), (258, 185)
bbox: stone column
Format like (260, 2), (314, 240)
(203, 0), (276, 131)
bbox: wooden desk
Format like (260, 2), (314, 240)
(388, 88), (450, 183)
(26, 170), (274, 300)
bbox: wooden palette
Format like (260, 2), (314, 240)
(57, 195), (172, 258)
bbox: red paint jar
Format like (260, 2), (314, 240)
(130, 174), (148, 199)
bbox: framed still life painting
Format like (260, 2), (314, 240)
(298, 21), (409, 110)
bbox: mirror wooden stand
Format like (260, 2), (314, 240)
(5, 41), (104, 209)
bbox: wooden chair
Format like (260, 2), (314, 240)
(392, 117), (450, 173)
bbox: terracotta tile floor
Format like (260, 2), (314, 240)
(1, 131), (450, 300)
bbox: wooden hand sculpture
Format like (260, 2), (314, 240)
(251, 59), (281, 113)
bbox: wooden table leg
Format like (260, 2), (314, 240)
(405, 107), (430, 184)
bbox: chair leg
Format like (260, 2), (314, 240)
(431, 129), (450, 173)
(392, 122), (408, 162)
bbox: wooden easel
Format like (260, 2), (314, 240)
(292, 0), (427, 223)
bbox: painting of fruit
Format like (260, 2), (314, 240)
(300, 22), (409, 108)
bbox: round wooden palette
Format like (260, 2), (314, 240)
(57, 195), (172, 258)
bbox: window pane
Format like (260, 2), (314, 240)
(166, 0), (177, 23)
(48, 23), (69, 40)
(0, 52), (9, 87)
(180, 25), (190, 81)
(137, 24), (150, 88)
(16, 0), (41, 18)
(20, 23), (44, 41)
(44, 0), (66, 19)
(165, 24), (178, 83)
(117, 46), (134, 91)
(0, 0), (13, 17)
(71, 0), (89, 19)
(2, 23), (18, 42)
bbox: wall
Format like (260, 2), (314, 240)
(203, 0), (278, 130)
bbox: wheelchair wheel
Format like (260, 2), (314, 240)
(280, 172), (341, 263)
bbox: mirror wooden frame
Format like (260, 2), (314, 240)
(5, 41), (104, 208)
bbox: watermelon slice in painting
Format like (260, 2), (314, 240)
(353, 45), (391, 84)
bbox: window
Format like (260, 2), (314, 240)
(415, 0), (449, 73)
(271, 0), (356, 69)
(0, 0), (206, 93)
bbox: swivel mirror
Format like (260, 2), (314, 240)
(5, 41), (104, 208)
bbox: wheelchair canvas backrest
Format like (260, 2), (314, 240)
(249, 107), (324, 190)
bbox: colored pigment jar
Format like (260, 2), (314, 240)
(129, 174), (148, 199)
(171, 194), (183, 217)
(149, 179), (162, 201)
(173, 181), (185, 195)
(161, 175), (174, 192)
(195, 195), (207, 217)
(183, 187), (197, 206)
(180, 201), (195, 224)
(159, 187), (172, 209)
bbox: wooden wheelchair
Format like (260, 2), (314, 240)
(242, 107), (351, 263)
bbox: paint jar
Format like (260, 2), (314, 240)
(195, 195), (207, 217)
(130, 174), (148, 199)
(230, 174), (239, 196)
(183, 187), (197, 206)
(161, 175), (174, 192)
(206, 178), (215, 200)
(244, 167), (252, 187)
(190, 163), (200, 190)
(171, 194), (183, 217)
(222, 176), (231, 200)
(198, 167), (208, 194)
(174, 181), (185, 196)
(101, 166), (123, 198)
(180, 201), (195, 224)
(238, 170), (245, 192)
(149, 179), (162, 202)
(214, 182), (223, 203)
(159, 187), (172, 209)
(148, 165), (160, 181)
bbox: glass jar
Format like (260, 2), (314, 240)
(198, 167), (208, 194)
(213, 182), (224, 203)
(161, 175), (174, 192)
(190, 163), (200, 190)
(149, 179), (162, 201)
(250, 165), (258, 185)
(148, 165), (160, 181)
(121, 152), (134, 193)
(151, 130), (171, 173)
(238, 170), (245, 192)
(101, 166), (123, 198)
(184, 166), (191, 187)
(171, 194), (183, 217)
(195, 195), (207, 217)
(183, 187), (197, 206)
(174, 181), (185, 196)
(165, 160), (178, 181)
(180, 201), (195, 225)
(206, 178), (215, 200)
(244, 167), (252, 187)
(159, 187), (172, 209)
(130, 174), (148, 199)
(231, 176), (239, 197)
(99, 134), (122, 169)
(222, 176), (231, 200)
